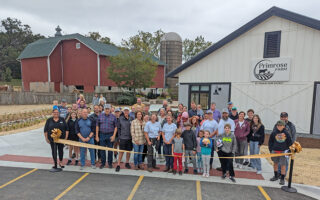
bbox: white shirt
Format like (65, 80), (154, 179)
(218, 118), (235, 135)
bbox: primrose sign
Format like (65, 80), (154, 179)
(251, 58), (291, 82)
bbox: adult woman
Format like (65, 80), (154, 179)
(248, 114), (265, 174)
(234, 111), (250, 168)
(190, 116), (200, 137)
(142, 115), (150, 163)
(157, 108), (166, 160)
(131, 111), (146, 170)
(66, 111), (79, 166)
(77, 94), (86, 105)
(161, 115), (177, 172)
(44, 108), (69, 171)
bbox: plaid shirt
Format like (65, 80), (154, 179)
(96, 112), (117, 133)
(130, 119), (146, 145)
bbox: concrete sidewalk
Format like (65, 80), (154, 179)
(0, 128), (319, 199)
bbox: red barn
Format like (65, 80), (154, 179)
(18, 31), (165, 93)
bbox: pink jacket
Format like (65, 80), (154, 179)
(234, 119), (250, 141)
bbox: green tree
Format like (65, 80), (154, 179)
(121, 29), (164, 59)
(182, 35), (212, 62)
(107, 49), (157, 94)
(86, 31), (114, 45)
(0, 17), (44, 80)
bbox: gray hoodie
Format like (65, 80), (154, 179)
(215, 132), (237, 154)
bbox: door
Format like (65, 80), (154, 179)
(210, 83), (231, 111)
(311, 82), (320, 135)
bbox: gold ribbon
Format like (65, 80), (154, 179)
(56, 139), (294, 159)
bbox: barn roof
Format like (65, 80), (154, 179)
(18, 33), (166, 65)
(167, 6), (320, 78)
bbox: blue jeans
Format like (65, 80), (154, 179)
(99, 133), (114, 166)
(133, 144), (144, 166)
(80, 138), (95, 167)
(197, 152), (203, 170)
(249, 141), (261, 171)
(163, 144), (173, 168)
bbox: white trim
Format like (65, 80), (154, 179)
(47, 56), (51, 82)
(97, 54), (100, 86)
(20, 61), (24, 91)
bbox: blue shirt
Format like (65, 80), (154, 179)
(200, 119), (218, 134)
(144, 121), (161, 139)
(58, 106), (68, 119)
(96, 112), (117, 133)
(76, 118), (95, 138)
(161, 123), (177, 142)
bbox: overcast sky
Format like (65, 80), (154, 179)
(1, 0), (319, 45)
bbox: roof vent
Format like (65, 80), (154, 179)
(55, 26), (62, 37)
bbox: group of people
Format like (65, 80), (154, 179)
(45, 95), (296, 185)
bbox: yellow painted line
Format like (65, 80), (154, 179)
(0, 168), (38, 189)
(127, 175), (144, 200)
(196, 180), (202, 200)
(54, 172), (89, 200)
(258, 186), (271, 200)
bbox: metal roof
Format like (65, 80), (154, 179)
(167, 6), (320, 77)
(18, 33), (166, 65)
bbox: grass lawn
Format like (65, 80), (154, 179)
(0, 79), (22, 86)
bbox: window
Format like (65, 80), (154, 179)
(108, 86), (112, 91)
(76, 43), (81, 49)
(189, 85), (210, 110)
(75, 85), (84, 90)
(263, 31), (281, 58)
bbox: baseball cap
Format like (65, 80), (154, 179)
(227, 101), (233, 105)
(276, 120), (286, 126)
(104, 104), (111, 109)
(231, 107), (237, 110)
(123, 107), (130, 111)
(280, 112), (288, 117)
(61, 99), (67, 103)
(115, 108), (121, 112)
(206, 110), (213, 114)
(222, 108), (229, 113)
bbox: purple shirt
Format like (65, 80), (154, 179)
(96, 112), (117, 133)
(211, 109), (221, 122)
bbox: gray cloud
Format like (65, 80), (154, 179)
(1, 0), (320, 45)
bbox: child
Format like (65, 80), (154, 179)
(172, 129), (185, 175)
(52, 100), (59, 111)
(216, 123), (237, 182)
(268, 120), (293, 185)
(196, 130), (204, 173)
(181, 122), (197, 174)
(200, 130), (213, 177)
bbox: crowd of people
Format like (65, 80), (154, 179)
(44, 94), (296, 185)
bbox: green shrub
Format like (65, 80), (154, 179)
(117, 92), (137, 105)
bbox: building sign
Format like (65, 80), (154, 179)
(251, 58), (291, 82)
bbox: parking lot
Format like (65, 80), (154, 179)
(0, 166), (316, 200)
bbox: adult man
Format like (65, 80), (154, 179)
(216, 108), (236, 170)
(245, 109), (255, 124)
(58, 99), (68, 119)
(143, 104), (151, 116)
(200, 110), (219, 169)
(133, 98), (145, 110)
(89, 105), (101, 162)
(209, 102), (221, 122)
(96, 104), (117, 169)
(229, 107), (239, 120)
(144, 114), (161, 172)
(76, 109), (96, 170)
(71, 103), (78, 112)
(158, 99), (168, 113)
(92, 93), (99, 106)
(129, 107), (136, 121)
(113, 108), (121, 162)
(273, 112), (296, 176)
(115, 107), (132, 172)
(188, 102), (198, 118)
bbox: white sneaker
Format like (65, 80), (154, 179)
(91, 165), (96, 169)
(205, 173), (209, 178)
(256, 170), (262, 174)
(202, 173), (206, 177)
(239, 165), (243, 169)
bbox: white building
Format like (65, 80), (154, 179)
(167, 7), (320, 134)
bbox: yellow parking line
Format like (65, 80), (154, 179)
(196, 180), (202, 200)
(258, 186), (271, 200)
(0, 168), (38, 189)
(54, 172), (89, 200)
(127, 175), (144, 200)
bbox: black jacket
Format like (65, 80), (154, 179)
(268, 128), (293, 152)
(117, 115), (132, 140)
(181, 130), (197, 151)
(272, 121), (296, 142)
(248, 124), (265, 145)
